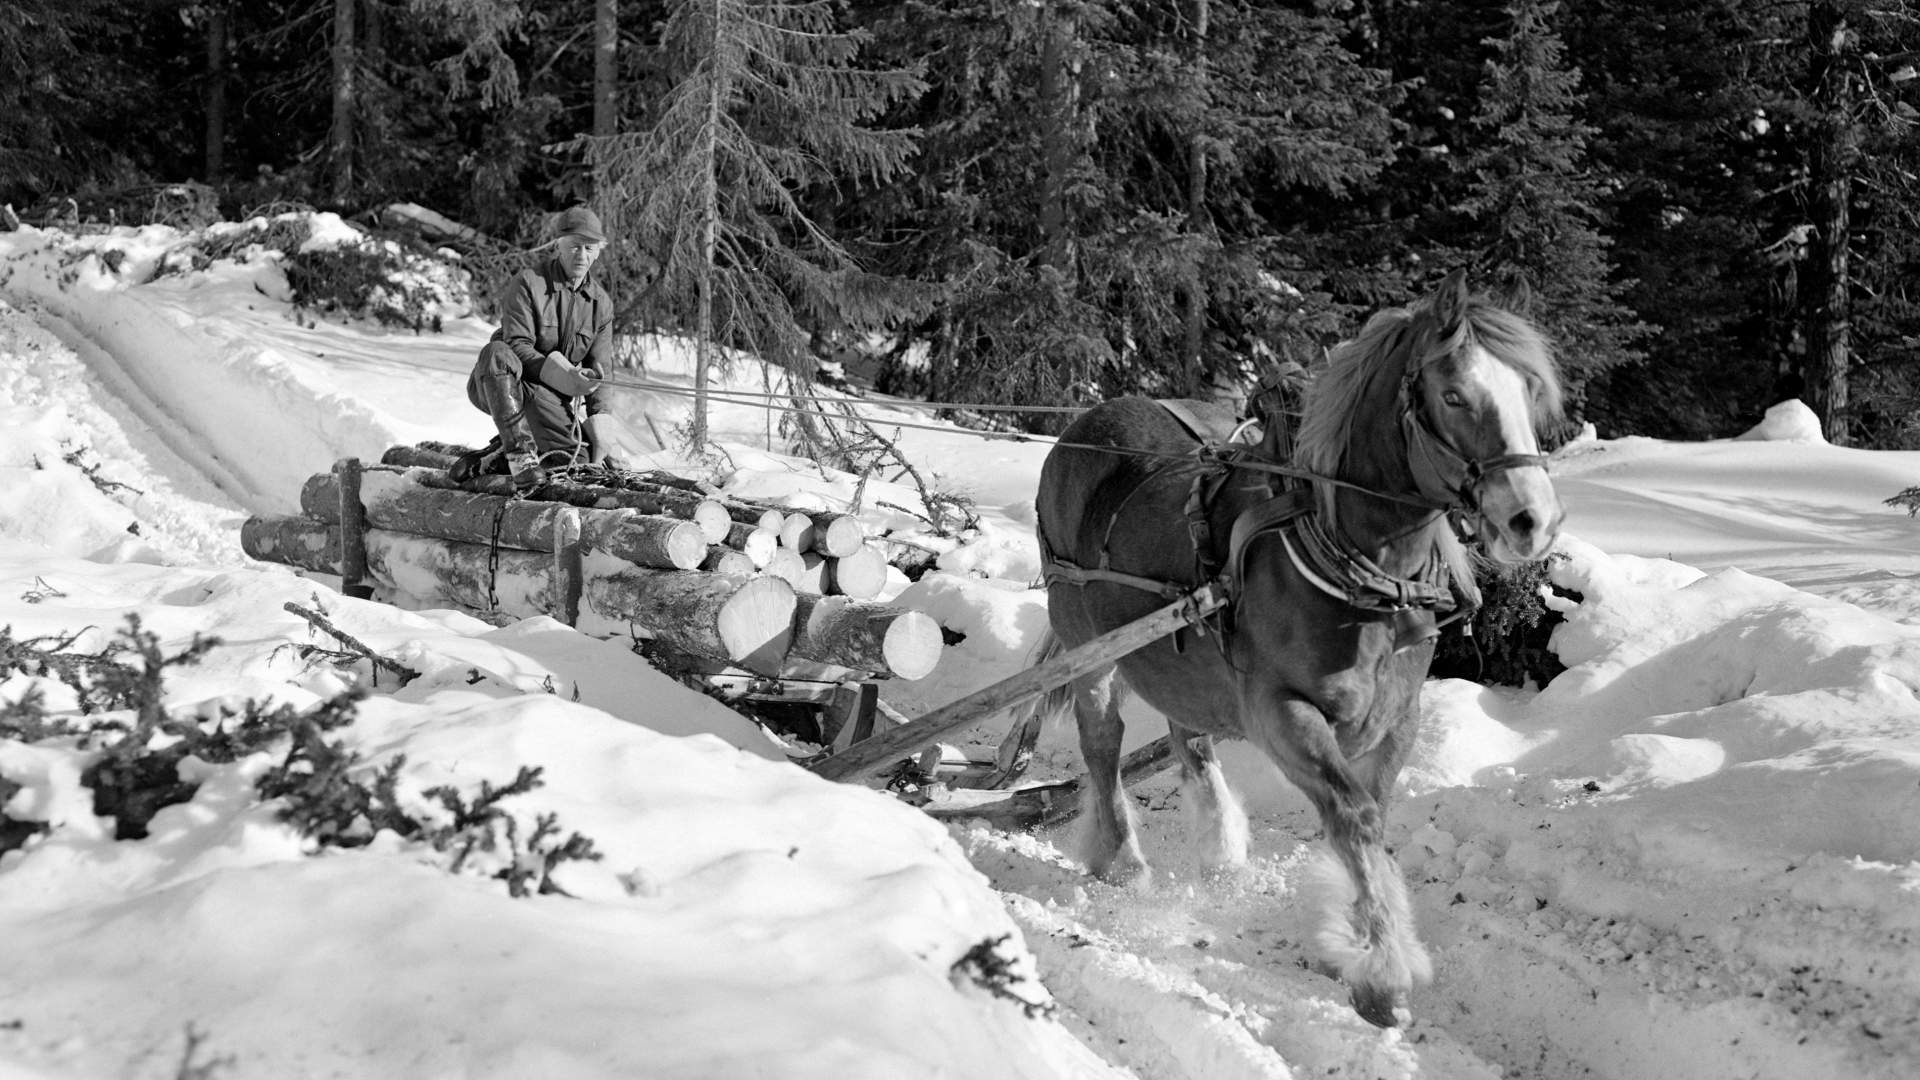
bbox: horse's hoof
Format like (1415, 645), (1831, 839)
(1090, 851), (1153, 890)
(1350, 984), (1411, 1029)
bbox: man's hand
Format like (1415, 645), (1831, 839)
(541, 351), (601, 398)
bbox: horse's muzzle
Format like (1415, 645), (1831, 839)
(1475, 464), (1563, 563)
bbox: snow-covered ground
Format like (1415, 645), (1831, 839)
(1, 216), (1917, 1080)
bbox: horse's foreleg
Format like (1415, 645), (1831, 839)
(1245, 691), (1430, 1027)
(1071, 668), (1150, 887)
(1167, 724), (1248, 874)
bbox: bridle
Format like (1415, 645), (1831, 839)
(1397, 322), (1549, 517)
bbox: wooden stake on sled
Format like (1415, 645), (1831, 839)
(808, 582), (1225, 783)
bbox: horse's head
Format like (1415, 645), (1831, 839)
(1401, 271), (1564, 563)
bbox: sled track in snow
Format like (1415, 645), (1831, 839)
(953, 776), (1915, 1080)
(17, 300), (258, 511)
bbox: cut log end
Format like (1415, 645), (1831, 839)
(879, 609), (943, 681)
(715, 575), (798, 674)
(829, 544), (889, 600)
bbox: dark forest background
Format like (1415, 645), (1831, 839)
(5, 0), (1918, 446)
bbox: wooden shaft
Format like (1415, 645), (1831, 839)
(809, 584), (1224, 781)
(334, 458), (372, 599)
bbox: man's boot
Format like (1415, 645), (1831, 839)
(476, 373), (549, 495)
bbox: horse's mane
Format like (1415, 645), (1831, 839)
(1293, 298), (1562, 479)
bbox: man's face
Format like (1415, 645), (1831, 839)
(557, 236), (604, 282)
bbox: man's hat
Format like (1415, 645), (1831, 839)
(555, 206), (606, 244)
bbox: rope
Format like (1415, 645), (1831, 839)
(602, 375), (1089, 415)
(596, 371), (1448, 512)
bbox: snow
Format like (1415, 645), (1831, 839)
(3, 217), (1919, 1079)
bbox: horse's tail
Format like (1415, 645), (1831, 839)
(1026, 629), (1072, 728)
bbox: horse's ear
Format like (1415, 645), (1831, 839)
(1493, 272), (1534, 316)
(1427, 268), (1471, 329)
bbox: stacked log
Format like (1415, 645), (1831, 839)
(789, 594), (942, 682)
(241, 450), (947, 682)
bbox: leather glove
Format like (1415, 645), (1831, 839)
(541, 352), (601, 398)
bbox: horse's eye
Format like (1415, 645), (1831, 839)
(1441, 391), (1467, 408)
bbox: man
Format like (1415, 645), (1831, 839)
(455, 205), (624, 492)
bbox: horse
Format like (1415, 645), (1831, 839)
(1032, 270), (1564, 1027)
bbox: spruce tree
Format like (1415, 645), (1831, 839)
(572, 0), (926, 450)
(1457, 0), (1642, 415)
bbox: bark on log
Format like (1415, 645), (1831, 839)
(381, 444), (460, 470)
(724, 522), (780, 568)
(722, 502), (864, 557)
(412, 469), (731, 543)
(299, 472), (342, 519)
(827, 543), (889, 600)
(363, 529), (557, 619)
(579, 554), (796, 673)
(788, 594), (943, 681)
(241, 515), (342, 575)
(700, 547), (757, 576)
(358, 470), (579, 552)
(633, 469), (719, 495)
(579, 508), (708, 571)
(311, 470), (707, 571)
(723, 503), (786, 532)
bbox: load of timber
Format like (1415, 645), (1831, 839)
(240, 448), (942, 682)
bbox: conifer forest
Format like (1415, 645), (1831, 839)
(6, 0), (1918, 448)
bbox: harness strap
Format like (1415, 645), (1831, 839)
(1042, 555), (1192, 600)
(1224, 486), (1315, 597)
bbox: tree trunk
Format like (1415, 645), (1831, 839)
(204, 5), (228, 182)
(330, 0), (356, 205)
(1806, 0), (1856, 446)
(1180, 0), (1211, 396)
(689, 1), (726, 448)
(1036, 5), (1079, 272)
(594, 0), (619, 138)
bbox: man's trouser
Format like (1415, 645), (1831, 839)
(466, 340), (584, 464)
